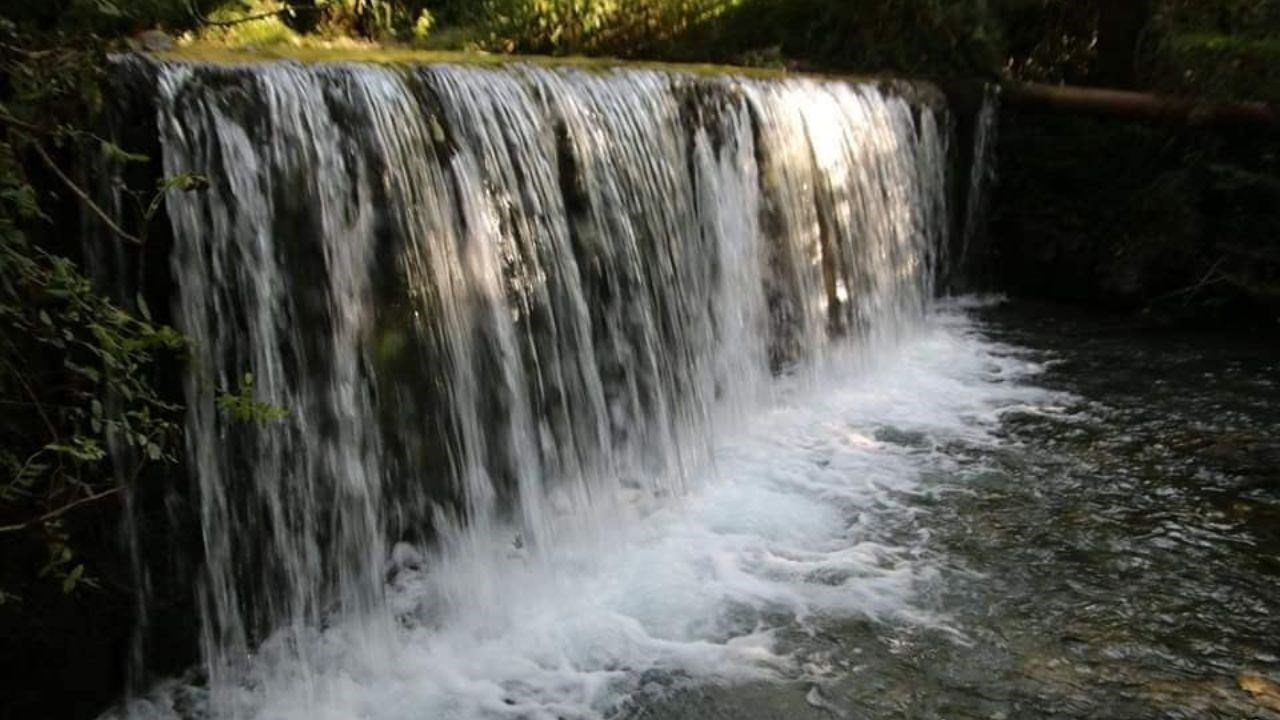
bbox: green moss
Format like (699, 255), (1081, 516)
(199, 17), (301, 47)
(150, 43), (949, 113)
(155, 42), (857, 81)
(414, 23), (487, 51)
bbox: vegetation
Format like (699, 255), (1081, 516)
(0, 14), (190, 716)
(1, 0), (295, 610)
(0, 8), (300, 714)
(986, 0), (1280, 324)
(158, 0), (1278, 107)
(0, 20), (189, 605)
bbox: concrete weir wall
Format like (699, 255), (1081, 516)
(0, 51), (999, 720)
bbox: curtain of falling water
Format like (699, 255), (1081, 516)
(959, 83), (1001, 277)
(150, 60), (951, 711)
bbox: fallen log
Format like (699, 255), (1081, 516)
(1001, 81), (1278, 128)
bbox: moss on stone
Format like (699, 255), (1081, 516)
(154, 43), (796, 78)
(146, 43), (950, 115)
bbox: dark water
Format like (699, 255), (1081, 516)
(634, 303), (1280, 720)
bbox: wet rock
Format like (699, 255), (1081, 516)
(805, 685), (849, 719)
(128, 30), (175, 52)
(1239, 672), (1280, 714)
(873, 426), (930, 449)
(1201, 436), (1280, 478)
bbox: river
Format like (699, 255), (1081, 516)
(636, 301), (1280, 720)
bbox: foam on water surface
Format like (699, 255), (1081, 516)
(103, 58), (1030, 719)
(113, 305), (1055, 720)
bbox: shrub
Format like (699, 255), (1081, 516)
(0, 21), (189, 603)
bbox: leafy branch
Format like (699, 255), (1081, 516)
(217, 373), (288, 423)
(0, 31), (196, 599)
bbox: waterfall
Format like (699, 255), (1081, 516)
(959, 83), (1000, 280)
(127, 58), (954, 718)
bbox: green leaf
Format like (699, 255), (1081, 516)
(45, 438), (106, 462)
(16, 462), (49, 487)
(99, 140), (147, 165)
(135, 294), (152, 322)
(64, 360), (101, 383)
(92, 0), (124, 18)
(163, 173), (209, 193)
(61, 564), (85, 594)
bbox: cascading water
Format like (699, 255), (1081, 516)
(958, 83), (1001, 279)
(105, 58), (1029, 720)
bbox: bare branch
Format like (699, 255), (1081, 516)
(30, 142), (145, 246)
(0, 486), (125, 534)
(0, 353), (60, 443)
(199, 8), (294, 26)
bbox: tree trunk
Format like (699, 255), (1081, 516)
(1002, 82), (1278, 128)
(1095, 0), (1150, 89)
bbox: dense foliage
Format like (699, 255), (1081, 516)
(152, 0), (1280, 103)
(992, 107), (1280, 321)
(991, 1), (1280, 323)
(5, 0), (229, 35)
(0, 25), (194, 609)
(1148, 0), (1280, 102)
(0, 9), (301, 714)
(421, 0), (1005, 73)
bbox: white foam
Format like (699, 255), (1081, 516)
(110, 305), (1060, 720)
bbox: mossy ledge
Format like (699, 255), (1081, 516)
(154, 43), (806, 77)
(143, 45), (948, 108)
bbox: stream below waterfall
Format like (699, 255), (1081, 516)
(113, 300), (1280, 720)
(630, 302), (1280, 720)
